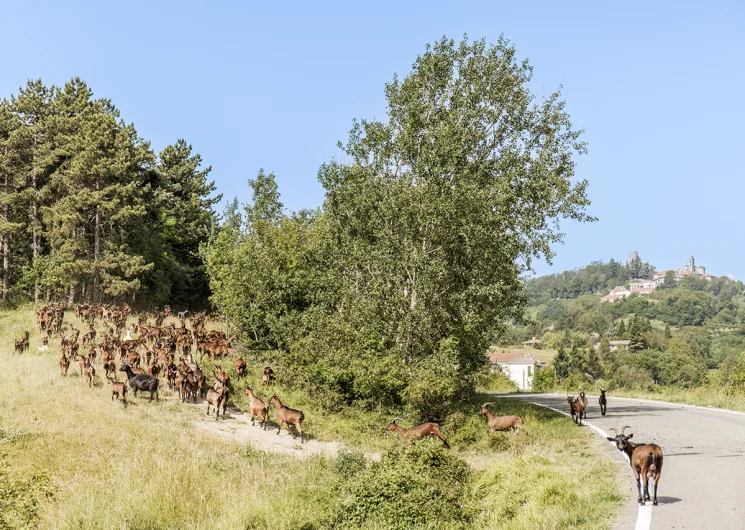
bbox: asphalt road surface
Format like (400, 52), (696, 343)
(508, 393), (745, 530)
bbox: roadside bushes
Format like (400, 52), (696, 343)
(329, 443), (473, 529)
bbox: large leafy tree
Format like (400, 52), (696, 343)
(207, 35), (595, 416)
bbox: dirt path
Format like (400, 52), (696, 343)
(191, 402), (380, 461)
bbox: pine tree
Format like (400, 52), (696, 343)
(628, 316), (645, 352)
(664, 323), (672, 340)
(617, 319), (626, 338)
(151, 139), (220, 307)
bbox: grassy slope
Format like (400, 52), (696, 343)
(0, 307), (624, 529)
(488, 345), (558, 363)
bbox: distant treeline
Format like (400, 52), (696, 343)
(0, 79), (219, 308)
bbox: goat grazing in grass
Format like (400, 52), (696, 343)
(244, 386), (268, 429)
(269, 394), (304, 443)
(386, 418), (449, 448)
(599, 389), (608, 416)
(119, 362), (159, 401)
(206, 381), (227, 420)
(607, 426), (663, 506)
(478, 403), (523, 433)
(107, 374), (127, 406)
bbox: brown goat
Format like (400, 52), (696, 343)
(478, 403), (523, 433)
(83, 357), (96, 387)
(206, 381), (227, 420)
(107, 375), (127, 405)
(234, 358), (247, 378)
(386, 418), (449, 448)
(567, 395), (584, 425)
(262, 366), (274, 385)
(607, 426), (663, 505)
(269, 395), (304, 443)
(244, 386), (268, 429)
(599, 389), (608, 416)
(59, 353), (70, 377)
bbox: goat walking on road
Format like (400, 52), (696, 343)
(607, 426), (663, 506)
(599, 389), (608, 416)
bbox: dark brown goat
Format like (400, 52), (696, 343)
(386, 418), (449, 448)
(262, 366), (274, 385)
(599, 389), (608, 416)
(607, 426), (663, 505)
(269, 395), (304, 443)
(234, 358), (247, 378)
(478, 403), (523, 433)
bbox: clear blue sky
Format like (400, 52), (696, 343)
(2, 1), (743, 279)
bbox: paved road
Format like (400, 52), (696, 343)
(508, 393), (745, 530)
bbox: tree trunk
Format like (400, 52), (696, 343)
(93, 205), (100, 303)
(2, 232), (9, 302)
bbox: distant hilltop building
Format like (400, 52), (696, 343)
(601, 255), (719, 303)
(653, 255), (716, 283)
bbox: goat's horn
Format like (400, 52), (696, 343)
(392, 417), (403, 424)
(621, 425), (631, 435)
(608, 427), (618, 436)
(481, 402), (494, 408)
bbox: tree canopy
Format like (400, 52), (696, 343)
(205, 36), (594, 416)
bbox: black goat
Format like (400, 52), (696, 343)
(599, 389), (608, 416)
(120, 363), (160, 401)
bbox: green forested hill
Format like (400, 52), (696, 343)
(507, 256), (745, 391)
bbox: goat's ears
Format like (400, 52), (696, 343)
(606, 437), (615, 442)
(626, 433), (633, 439)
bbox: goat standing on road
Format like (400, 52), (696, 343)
(607, 426), (663, 506)
(567, 395), (584, 425)
(599, 389), (608, 416)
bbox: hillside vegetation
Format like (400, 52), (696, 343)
(0, 308), (624, 529)
(503, 255), (745, 403)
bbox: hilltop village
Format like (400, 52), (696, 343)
(600, 254), (731, 303)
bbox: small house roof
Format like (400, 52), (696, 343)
(505, 356), (536, 364)
(485, 352), (522, 364)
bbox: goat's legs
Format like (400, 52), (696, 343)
(652, 472), (660, 505)
(633, 470), (643, 504)
(277, 420), (283, 435)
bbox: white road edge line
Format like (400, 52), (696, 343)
(515, 398), (652, 530)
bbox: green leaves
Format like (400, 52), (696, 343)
(206, 35), (593, 417)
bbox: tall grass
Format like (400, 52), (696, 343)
(0, 307), (624, 529)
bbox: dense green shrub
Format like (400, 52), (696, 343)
(329, 443), (473, 529)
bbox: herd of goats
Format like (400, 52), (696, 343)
(12, 304), (662, 506)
